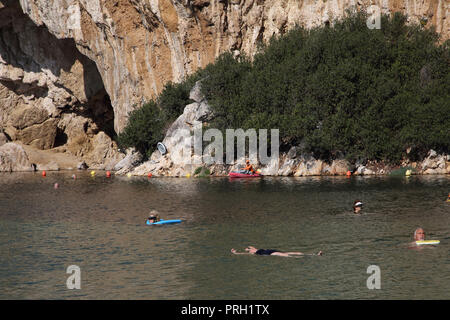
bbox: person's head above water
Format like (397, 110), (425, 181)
(414, 228), (425, 241)
(353, 200), (363, 214)
(244, 246), (258, 254)
(148, 210), (160, 222)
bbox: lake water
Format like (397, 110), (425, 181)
(0, 172), (449, 299)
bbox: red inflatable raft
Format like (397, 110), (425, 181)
(228, 172), (262, 178)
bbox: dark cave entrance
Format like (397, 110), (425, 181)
(54, 127), (68, 148)
(88, 89), (116, 139)
(0, 0), (116, 145)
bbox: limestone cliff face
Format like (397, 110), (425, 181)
(0, 0), (122, 169)
(0, 0), (448, 171)
(4, 0), (448, 133)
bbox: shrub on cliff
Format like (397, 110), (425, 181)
(157, 74), (199, 123)
(193, 166), (211, 177)
(118, 74), (200, 158)
(200, 11), (449, 163)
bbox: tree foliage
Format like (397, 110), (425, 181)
(119, 11), (449, 163)
(117, 101), (166, 159)
(201, 11), (449, 162)
(117, 74), (200, 158)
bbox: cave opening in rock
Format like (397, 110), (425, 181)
(83, 85), (116, 140)
(54, 128), (68, 148)
(76, 41), (116, 141)
(0, 0), (116, 150)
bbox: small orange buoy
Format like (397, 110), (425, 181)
(42, 170), (46, 177)
(346, 171), (352, 177)
(147, 173), (152, 178)
(106, 171), (111, 178)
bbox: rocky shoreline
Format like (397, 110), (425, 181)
(1, 1), (448, 177)
(119, 144), (449, 178)
(1, 140), (448, 177)
(2, 81), (449, 177)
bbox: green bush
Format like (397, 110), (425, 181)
(117, 101), (165, 159)
(118, 74), (200, 158)
(194, 166), (211, 177)
(200, 11), (449, 163)
(157, 73), (200, 123)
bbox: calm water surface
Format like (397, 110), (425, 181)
(0, 172), (449, 299)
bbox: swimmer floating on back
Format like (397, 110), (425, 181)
(231, 246), (323, 257)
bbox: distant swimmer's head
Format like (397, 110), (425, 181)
(414, 228), (425, 241)
(353, 200), (363, 214)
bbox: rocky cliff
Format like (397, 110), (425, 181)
(0, 0), (448, 171)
